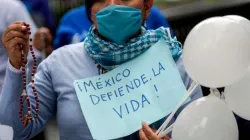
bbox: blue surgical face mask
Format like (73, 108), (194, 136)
(95, 4), (143, 44)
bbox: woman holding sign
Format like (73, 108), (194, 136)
(0, 0), (202, 139)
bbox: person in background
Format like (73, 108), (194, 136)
(0, 0), (202, 139)
(21, 0), (56, 33)
(53, 5), (171, 50)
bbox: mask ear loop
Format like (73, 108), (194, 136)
(141, 4), (145, 10)
(141, 4), (147, 28)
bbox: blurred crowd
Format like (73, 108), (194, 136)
(1, 0), (250, 140)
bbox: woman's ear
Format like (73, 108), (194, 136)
(143, 0), (153, 19)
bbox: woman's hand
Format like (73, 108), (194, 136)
(1, 21), (30, 69)
(139, 122), (170, 140)
(33, 27), (53, 57)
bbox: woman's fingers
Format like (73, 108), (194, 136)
(142, 122), (159, 140)
(5, 23), (28, 34)
(139, 129), (149, 140)
(6, 37), (26, 49)
(162, 136), (170, 140)
(3, 30), (29, 43)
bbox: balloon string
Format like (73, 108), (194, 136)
(156, 81), (196, 135)
(165, 27), (183, 49)
(160, 124), (173, 137)
(156, 81), (199, 137)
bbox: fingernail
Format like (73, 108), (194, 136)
(21, 26), (26, 30)
(24, 23), (30, 26)
(142, 122), (145, 125)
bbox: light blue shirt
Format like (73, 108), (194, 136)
(0, 42), (202, 140)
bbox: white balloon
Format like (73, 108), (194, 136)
(183, 17), (250, 88)
(224, 68), (250, 121)
(224, 15), (250, 34)
(0, 125), (13, 140)
(172, 95), (238, 140)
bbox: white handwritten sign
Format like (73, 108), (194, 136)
(74, 39), (186, 139)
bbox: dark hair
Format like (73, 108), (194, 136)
(85, 0), (94, 22)
(85, 0), (148, 22)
